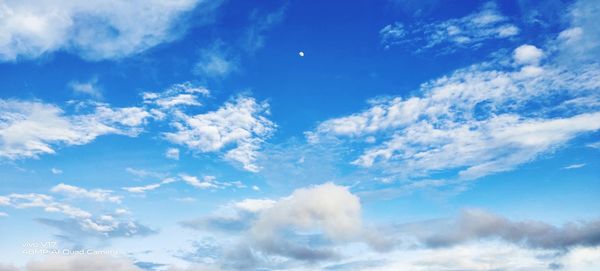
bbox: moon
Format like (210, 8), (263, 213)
(298, 51), (305, 57)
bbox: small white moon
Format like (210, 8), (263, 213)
(298, 51), (305, 57)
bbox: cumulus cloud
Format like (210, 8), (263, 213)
(165, 96), (276, 172)
(513, 44), (544, 65)
(0, 99), (150, 160)
(51, 183), (122, 203)
(182, 183), (390, 268)
(0, 0), (222, 61)
(381, 2), (520, 52)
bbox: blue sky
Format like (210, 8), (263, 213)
(1, 0), (600, 270)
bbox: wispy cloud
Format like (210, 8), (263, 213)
(308, 36), (600, 182)
(0, 99), (150, 160)
(69, 77), (102, 99)
(563, 163), (586, 170)
(380, 2), (519, 52)
(51, 183), (122, 203)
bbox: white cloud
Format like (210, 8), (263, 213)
(2, 192), (152, 238)
(122, 177), (176, 193)
(309, 39), (600, 181)
(69, 78), (102, 99)
(165, 96), (276, 172)
(0, 99), (150, 160)
(50, 168), (63, 175)
(166, 148), (180, 160)
(143, 82), (209, 110)
(250, 183), (364, 249)
(180, 174), (218, 189)
(513, 44), (544, 65)
(0, 212), (8, 217)
(563, 163), (586, 170)
(0, 0), (222, 61)
(232, 199), (275, 213)
(587, 141), (600, 149)
(50, 183), (122, 203)
(381, 2), (520, 52)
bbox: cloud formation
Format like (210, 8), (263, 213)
(0, 0), (222, 61)
(380, 2), (519, 52)
(165, 96), (276, 172)
(308, 39), (600, 181)
(414, 209), (600, 250)
(0, 99), (150, 160)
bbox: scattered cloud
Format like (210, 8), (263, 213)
(142, 82), (209, 110)
(0, 212), (8, 217)
(242, 7), (286, 54)
(51, 183), (122, 203)
(308, 39), (600, 182)
(0, 192), (152, 239)
(0, 0), (223, 61)
(380, 2), (519, 52)
(166, 148), (180, 160)
(125, 167), (165, 179)
(69, 77), (102, 99)
(587, 141), (600, 149)
(50, 168), (63, 175)
(193, 41), (238, 79)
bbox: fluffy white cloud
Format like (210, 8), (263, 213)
(165, 96), (276, 172)
(50, 183), (122, 203)
(0, 0), (221, 61)
(182, 183), (388, 266)
(0, 100), (151, 160)
(381, 2), (520, 52)
(251, 183), (363, 246)
(513, 44), (544, 65)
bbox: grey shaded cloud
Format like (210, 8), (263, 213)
(414, 209), (600, 250)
